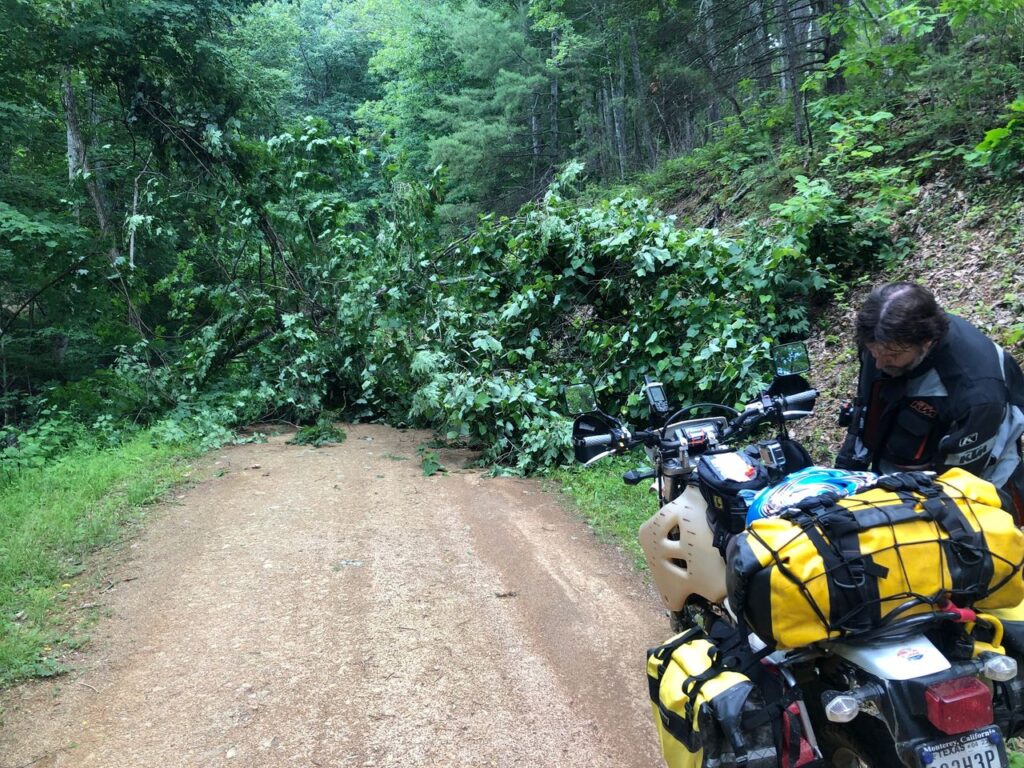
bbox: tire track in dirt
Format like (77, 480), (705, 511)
(0, 424), (666, 767)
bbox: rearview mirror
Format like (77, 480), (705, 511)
(772, 342), (810, 377)
(564, 383), (598, 416)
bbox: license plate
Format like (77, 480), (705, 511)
(915, 726), (1007, 768)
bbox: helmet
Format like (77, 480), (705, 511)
(746, 466), (878, 524)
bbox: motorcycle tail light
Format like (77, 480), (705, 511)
(924, 676), (993, 735)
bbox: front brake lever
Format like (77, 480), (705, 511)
(781, 410), (813, 420)
(583, 449), (619, 467)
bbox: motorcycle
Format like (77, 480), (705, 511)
(569, 342), (1024, 768)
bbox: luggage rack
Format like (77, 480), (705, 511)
(825, 601), (972, 647)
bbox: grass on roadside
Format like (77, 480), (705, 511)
(548, 456), (658, 569)
(0, 432), (197, 687)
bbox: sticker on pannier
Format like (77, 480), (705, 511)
(727, 468), (1024, 650)
(646, 627), (779, 768)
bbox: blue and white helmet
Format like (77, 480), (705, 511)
(746, 466), (879, 525)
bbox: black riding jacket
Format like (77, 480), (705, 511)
(839, 314), (1024, 486)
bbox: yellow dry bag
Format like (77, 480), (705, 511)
(727, 469), (1024, 650)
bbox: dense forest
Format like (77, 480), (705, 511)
(2, 0), (1024, 479)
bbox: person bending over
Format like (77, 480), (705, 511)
(836, 281), (1024, 520)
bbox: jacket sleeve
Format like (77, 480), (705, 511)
(936, 401), (1007, 477)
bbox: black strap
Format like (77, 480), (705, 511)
(712, 523), (733, 558)
(811, 473), (994, 618)
(895, 475), (995, 601)
(681, 663), (724, 720)
(796, 509), (881, 632)
(646, 626), (705, 703)
(785, 704), (803, 767)
(647, 623), (775, 754)
(740, 686), (799, 730)
(832, 497), (928, 529)
(929, 493), (994, 602)
(646, 627), (708, 751)
(652, 695), (701, 751)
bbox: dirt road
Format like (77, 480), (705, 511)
(0, 424), (667, 767)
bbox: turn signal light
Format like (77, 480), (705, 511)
(824, 694), (860, 723)
(924, 676), (993, 735)
(982, 654), (1018, 682)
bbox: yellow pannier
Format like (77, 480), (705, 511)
(646, 627), (779, 768)
(726, 469), (1024, 650)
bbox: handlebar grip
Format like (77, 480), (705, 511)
(782, 389), (818, 409)
(579, 433), (614, 448)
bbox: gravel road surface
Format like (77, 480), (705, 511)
(0, 424), (667, 767)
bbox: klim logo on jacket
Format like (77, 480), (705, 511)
(959, 432), (979, 448)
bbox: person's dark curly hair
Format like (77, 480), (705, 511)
(855, 282), (950, 348)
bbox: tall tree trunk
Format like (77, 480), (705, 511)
(750, 0), (773, 90)
(580, 91), (599, 176)
(707, 99), (721, 127)
(549, 29), (561, 164)
(523, 5), (542, 185)
(530, 94), (542, 185)
(600, 85), (616, 178)
(701, 0), (722, 130)
(811, 0), (849, 94)
(1, 334), (8, 427)
(61, 70), (112, 239)
(628, 23), (656, 167)
(618, 48), (630, 170)
(652, 95), (676, 154)
(683, 110), (694, 151)
(610, 63), (628, 180)
(694, 0), (745, 128)
(61, 69), (142, 331)
(63, 81), (82, 186)
(776, 0), (805, 145)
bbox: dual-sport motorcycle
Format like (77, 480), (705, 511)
(569, 343), (1024, 768)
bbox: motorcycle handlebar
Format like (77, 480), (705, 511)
(781, 389), (818, 409)
(579, 433), (615, 448)
(578, 389), (818, 457)
(578, 429), (672, 455)
(722, 389), (818, 439)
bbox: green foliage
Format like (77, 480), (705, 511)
(229, 0), (379, 130)
(288, 417), (347, 447)
(4, 0), (1023, 482)
(768, 175), (892, 281)
(343, 161), (856, 471)
(417, 444), (446, 476)
(967, 100), (1024, 178)
(1, 410), (89, 480)
(0, 432), (195, 686)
